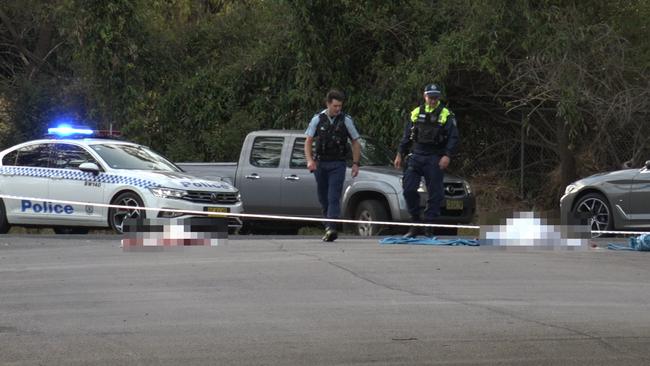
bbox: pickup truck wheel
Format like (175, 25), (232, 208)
(354, 200), (388, 236)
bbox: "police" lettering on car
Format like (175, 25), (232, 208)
(21, 200), (74, 214)
(179, 181), (225, 189)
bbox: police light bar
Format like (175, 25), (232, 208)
(48, 125), (93, 136)
(46, 124), (122, 139)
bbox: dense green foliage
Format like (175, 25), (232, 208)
(1, 0), (649, 211)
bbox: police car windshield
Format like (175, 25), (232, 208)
(90, 143), (180, 171)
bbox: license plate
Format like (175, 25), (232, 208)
(204, 207), (229, 217)
(446, 200), (463, 210)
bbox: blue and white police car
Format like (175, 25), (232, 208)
(0, 126), (243, 234)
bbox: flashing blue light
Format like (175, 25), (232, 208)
(47, 124), (93, 137)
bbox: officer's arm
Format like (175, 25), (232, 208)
(444, 116), (459, 157)
(305, 136), (316, 172)
(351, 138), (361, 164)
(397, 118), (412, 157)
(350, 138), (361, 177)
(394, 118), (413, 169)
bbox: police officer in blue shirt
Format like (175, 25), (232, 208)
(394, 84), (459, 237)
(305, 89), (361, 242)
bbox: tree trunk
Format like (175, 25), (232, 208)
(28, 21), (54, 79)
(557, 118), (576, 190)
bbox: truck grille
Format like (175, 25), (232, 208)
(443, 182), (466, 198)
(183, 191), (239, 204)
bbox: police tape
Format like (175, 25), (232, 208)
(0, 193), (478, 230)
(1, 193), (649, 235)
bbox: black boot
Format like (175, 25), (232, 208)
(403, 225), (423, 238)
(403, 216), (422, 238)
(424, 219), (440, 238)
(322, 228), (338, 242)
(424, 225), (434, 238)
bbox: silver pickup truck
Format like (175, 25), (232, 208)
(177, 130), (475, 235)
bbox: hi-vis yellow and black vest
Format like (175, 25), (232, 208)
(411, 103), (451, 150)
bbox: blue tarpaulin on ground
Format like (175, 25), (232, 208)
(607, 234), (650, 251)
(379, 237), (479, 246)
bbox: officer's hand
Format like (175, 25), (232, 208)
(351, 164), (359, 177)
(439, 155), (450, 170)
(393, 154), (401, 169)
(307, 160), (317, 172)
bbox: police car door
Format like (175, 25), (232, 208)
(0, 143), (51, 223)
(47, 143), (106, 225)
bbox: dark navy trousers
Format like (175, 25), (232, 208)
(402, 153), (444, 222)
(314, 160), (346, 230)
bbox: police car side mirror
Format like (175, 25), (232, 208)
(645, 160), (650, 170)
(79, 162), (101, 176)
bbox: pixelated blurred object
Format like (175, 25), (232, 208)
(121, 217), (228, 251)
(480, 211), (589, 248)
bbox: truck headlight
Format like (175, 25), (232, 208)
(149, 187), (187, 199)
(398, 177), (427, 193)
(464, 181), (472, 195)
(417, 180), (427, 193)
(564, 184), (577, 196)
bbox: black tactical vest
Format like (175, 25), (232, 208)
(413, 104), (448, 148)
(315, 113), (350, 161)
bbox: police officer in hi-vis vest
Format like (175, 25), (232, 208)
(394, 84), (459, 238)
(305, 89), (361, 242)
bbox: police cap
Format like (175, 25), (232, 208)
(424, 84), (442, 97)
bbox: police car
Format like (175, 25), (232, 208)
(0, 126), (243, 234)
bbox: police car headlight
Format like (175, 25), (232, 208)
(149, 187), (187, 199)
(236, 191), (241, 202)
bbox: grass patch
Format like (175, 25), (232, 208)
(458, 227), (480, 237)
(297, 225), (324, 235)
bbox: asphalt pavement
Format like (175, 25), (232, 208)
(1, 235), (649, 365)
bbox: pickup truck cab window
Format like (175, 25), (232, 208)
(291, 137), (392, 168)
(250, 136), (283, 168)
(357, 138), (393, 166)
(290, 138), (315, 168)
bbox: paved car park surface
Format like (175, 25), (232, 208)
(1, 235), (649, 365)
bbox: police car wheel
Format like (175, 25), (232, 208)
(109, 192), (145, 234)
(354, 199), (388, 236)
(0, 199), (10, 234)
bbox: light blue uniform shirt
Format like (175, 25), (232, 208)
(305, 109), (360, 140)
